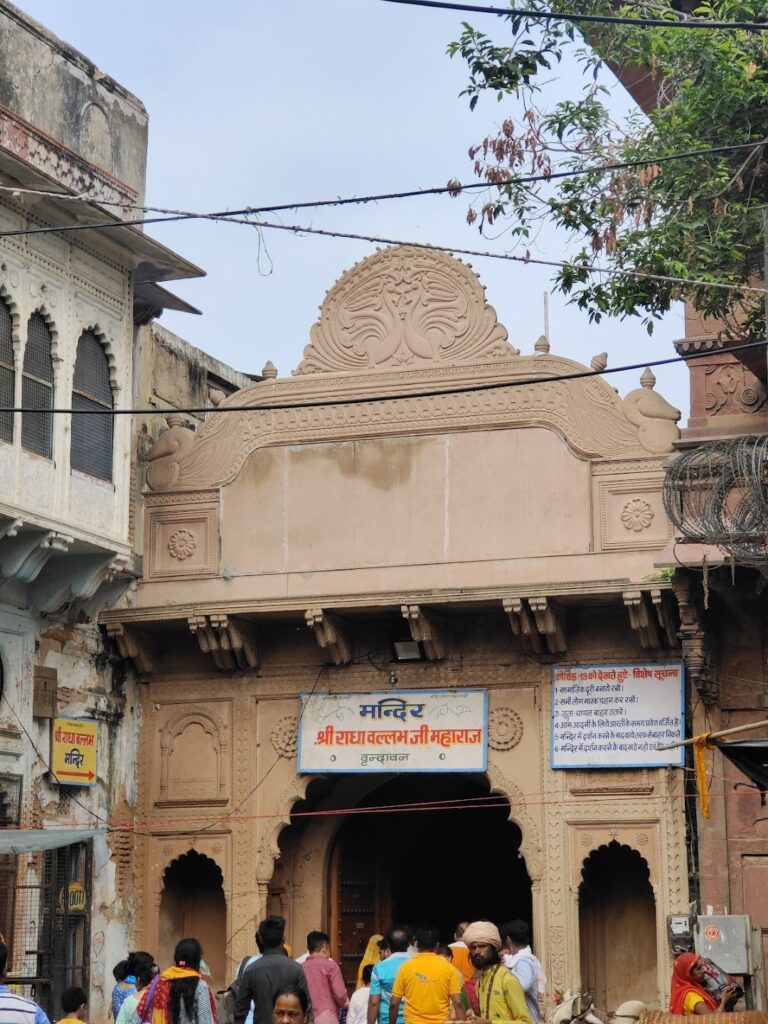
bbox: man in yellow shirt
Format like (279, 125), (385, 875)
(389, 926), (465, 1024)
(463, 922), (531, 1024)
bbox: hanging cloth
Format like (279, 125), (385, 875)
(693, 733), (711, 818)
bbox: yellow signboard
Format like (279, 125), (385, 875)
(51, 718), (97, 786)
(58, 881), (87, 913)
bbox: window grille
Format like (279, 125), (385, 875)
(0, 772), (22, 825)
(4, 842), (92, 1019)
(70, 331), (113, 481)
(21, 313), (53, 459)
(0, 299), (13, 444)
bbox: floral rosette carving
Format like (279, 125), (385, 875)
(620, 498), (654, 532)
(271, 716), (298, 758)
(167, 529), (197, 560)
(488, 707), (524, 751)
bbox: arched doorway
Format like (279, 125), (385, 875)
(159, 851), (226, 993)
(579, 841), (657, 1009)
(282, 772), (532, 987)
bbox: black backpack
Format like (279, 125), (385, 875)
(216, 956), (252, 1024)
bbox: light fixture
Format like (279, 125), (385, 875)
(393, 639), (422, 661)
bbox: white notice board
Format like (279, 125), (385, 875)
(298, 690), (487, 773)
(551, 663), (684, 769)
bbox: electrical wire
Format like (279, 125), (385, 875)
(3, 336), (766, 416)
(0, 141), (761, 223)
(378, 0), (768, 31)
(244, 216), (768, 294)
(91, 776), (768, 834)
(19, 203), (767, 300)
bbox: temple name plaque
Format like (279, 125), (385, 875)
(551, 662), (684, 769)
(297, 690), (488, 773)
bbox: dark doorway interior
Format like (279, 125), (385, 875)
(579, 841), (657, 1009)
(328, 773), (532, 986)
(159, 851), (226, 994)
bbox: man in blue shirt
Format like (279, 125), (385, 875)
(0, 941), (50, 1024)
(367, 926), (412, 1024)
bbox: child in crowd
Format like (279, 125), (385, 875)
(346, 964), (372, 1024)
(58, 986), (88, 1024)
(111, 961), (136, 1020)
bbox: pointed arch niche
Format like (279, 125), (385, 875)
(159, 850), (226, 993)
(578, 841), (657, 1010)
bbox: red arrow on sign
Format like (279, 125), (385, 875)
(57, 770), (95, 781)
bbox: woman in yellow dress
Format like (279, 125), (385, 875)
(356, 935), (384, 989)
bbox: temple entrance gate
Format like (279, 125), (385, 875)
(270, 772), (532, 987)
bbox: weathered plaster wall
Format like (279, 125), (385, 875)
(0, 1), (147, 196)
(0, 603), (141, 1017)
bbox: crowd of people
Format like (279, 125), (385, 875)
(0, 917), (744, 1024)
(230, 916), (544, 1024)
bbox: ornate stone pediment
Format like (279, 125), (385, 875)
(295, 245), (517, 373)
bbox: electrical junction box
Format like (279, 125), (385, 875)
(668, 915), (693, 941)
(668, 915), (694, 953)
(695, 915), (752, 974)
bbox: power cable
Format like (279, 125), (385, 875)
(378, 0), (768, 31)
(101, 780), (768, 835)
(3, 336), (766, 417)
(242, 216), (768, 295)
(0, 141), (761, 225)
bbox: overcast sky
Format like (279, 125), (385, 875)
(19, 0), (688, 412)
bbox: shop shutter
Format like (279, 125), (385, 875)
(70, 331), (113, 480)
(21, 313), (54, 458)
(0, 299), (13, 444)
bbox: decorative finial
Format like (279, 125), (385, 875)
(534, 335), (550, 355)
(262, 360), (278, 380)
(640, 367), (656, 389)
(590, 352), (608, 372)
(208, 386), (226, 407)
(166, 413), (186, 427)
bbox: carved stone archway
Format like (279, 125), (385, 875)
(259, 769), (539, 959)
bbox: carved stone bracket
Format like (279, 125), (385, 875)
(105, 623), (157, 675)
(671, 571), (717, 704)
(528, 597), (567, 653)
(622, 588), (678, 651)
(503, 596), (566, 654)
(401, 604), (446, 660)
(0, 530), (73, 583)
(0, 516), (22, 541)
(188, 614), (259, 671)
(504, 598), (542, 654)
(305, 609), (352, 665)
(650, 588), (678, 647)
(623, 590), (661, 649)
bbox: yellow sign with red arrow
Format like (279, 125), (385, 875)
(51, 718), (98, 786)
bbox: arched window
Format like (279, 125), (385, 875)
(70, 330), (113, 480)
(0, 299), (13, 444)
(21, 313), (54, 458)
